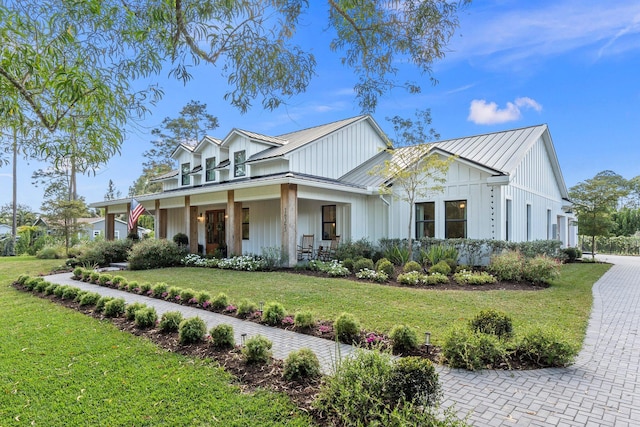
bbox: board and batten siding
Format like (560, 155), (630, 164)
(288, 120), (387, 179)
(504, 136), (567, 243)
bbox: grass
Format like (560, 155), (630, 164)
(119, 262), (610, 347)
(0, 257), (311, 427)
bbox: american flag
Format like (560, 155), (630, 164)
(128, 198), (146, 231)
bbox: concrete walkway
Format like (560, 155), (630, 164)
(44, 255), (640, 425)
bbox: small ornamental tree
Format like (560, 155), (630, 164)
(370, 110), (456, 260)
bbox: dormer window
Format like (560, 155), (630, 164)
(234, 150), (246, 177)
(205, 157), (216, 182)
(181, 162), (191, 185)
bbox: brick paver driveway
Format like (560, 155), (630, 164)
(439, 255), (640, 426)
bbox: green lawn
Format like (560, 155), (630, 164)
(0, 257), (312, 427)
(118, 262), (610, 347)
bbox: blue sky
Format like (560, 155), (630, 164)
(2, 0), (640, 211)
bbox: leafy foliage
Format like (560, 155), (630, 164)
(134, 306), (158, 329)
(469, 310), (513, 339)
(389, 324), (419, 353)
(334, 312), (361, 344)
(514, 327), (577, 368)
(210, 324), (235, 349)
(178, 317), (207, 345)
(242, 335), (273, 364)
(283, 348), (321, 381)
(159, 311), (184, 333)
(262, 301), (286, 326)
(128, 239), (186, 270)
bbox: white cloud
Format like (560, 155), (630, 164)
(468, 97), (542, 125)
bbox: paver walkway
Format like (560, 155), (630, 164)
(44, 255), (640, 426)
(439, 254), (640, 426)
(42, 272), (355, 374)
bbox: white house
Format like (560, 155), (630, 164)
(76, 217), (150, 241)
(91, 115), (576, 266)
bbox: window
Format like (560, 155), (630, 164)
(322, 205), (337, 240)
(234, 150), (246, 177)
(242, 208), (250, 240)
(205, 157), (216, 182)
(445, 200), (467, 238)
(506, 199), (512, 241)
(181, 162), (190, 185)
(526, 204), (532, 241)
(114, 230), (120, 239)
(415, 202), (435, 238)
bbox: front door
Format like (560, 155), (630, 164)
(205, 209), (226, 255)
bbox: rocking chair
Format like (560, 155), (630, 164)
(317, 235), (340, 261)
(297, 234), (315, 260)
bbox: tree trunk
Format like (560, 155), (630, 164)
(11, 128), (17, 256)
(591, 235), (596, 261)
(407, 201), (414, 261)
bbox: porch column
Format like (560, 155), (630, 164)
(226, 190), (242, 256)
(105, 207), (115, 241)
(281, 184), (298, 267)
(185, 196), (198, 253)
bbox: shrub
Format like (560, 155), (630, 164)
(515, 327), (577, 367)
(375, 258), (394, 276)
(167, 286), (182, 301)
(37, 245), (63, 259)
(562, 247), (578, 262)
(403, 260), (422, 273)
(44, 283), (59, 295)
(89, 272), (100, 283)
(237, 298), (258, 318)
(81, 269), (93, 281)
(522, 255), (560, 284)
(24, 277), (43, 291)
(179, 288), (197, 303)
(262, 301), (286, 326)
(139, 282), (153, 295)
(134, 307), (158, 329)
(353, 258), (374, 272)
(125, 302), (148, 321)
(151, 282), (168, 298)
(453, 270), (497, 285)
(74, 290), (88, 302)
(294, 310), (315, 329)
(53, 285), (67, 298)
(78, 292), (101, 307)
(441, 325), (506, 370)
(75, 239), (133, 266)
(334, 312), (360, 344)
(210, 324), (235, 349)
(388, 357), (441, 408)
(242, 335), (273, 364)
(103, 298), (126, 317)
(428, 260), (451, 275)
(355, 268), (389, 283)
(334, 238), (376, 261)
(16, 274), (30, 285)
(384, 244), (410, 265)
(196, 291), (211, 305)
(314, 349), (393, 425)
(125, 280), (140, 293)
(111, 275), (127, 288)
(488, 250), (524, 281)
(470, 309), (513, 339)
(423, 273), (449, 285)
(211, 292), (229, 310)
(72, 267), (84, 279)
(61, 286), (80, 300)
(341, 258), (354, 272)
(283, 348), (321, 380)
(95, 296), (114, 313)
(172, 232), (189, 246)
(397, 271), (424, 286)
(159, 311), (184, 333)
(98, 274), (112, 286)
(34, 280), (50, 293)
(178, 317), (207, 344)
(128, 239), (185, 270)
(389, 324), (419, 353)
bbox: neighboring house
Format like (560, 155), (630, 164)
(0, 224), (11, 235)
(33, 217), (148, 241)
(90, 115), (577, 266)
(76, 218), (149, 241)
